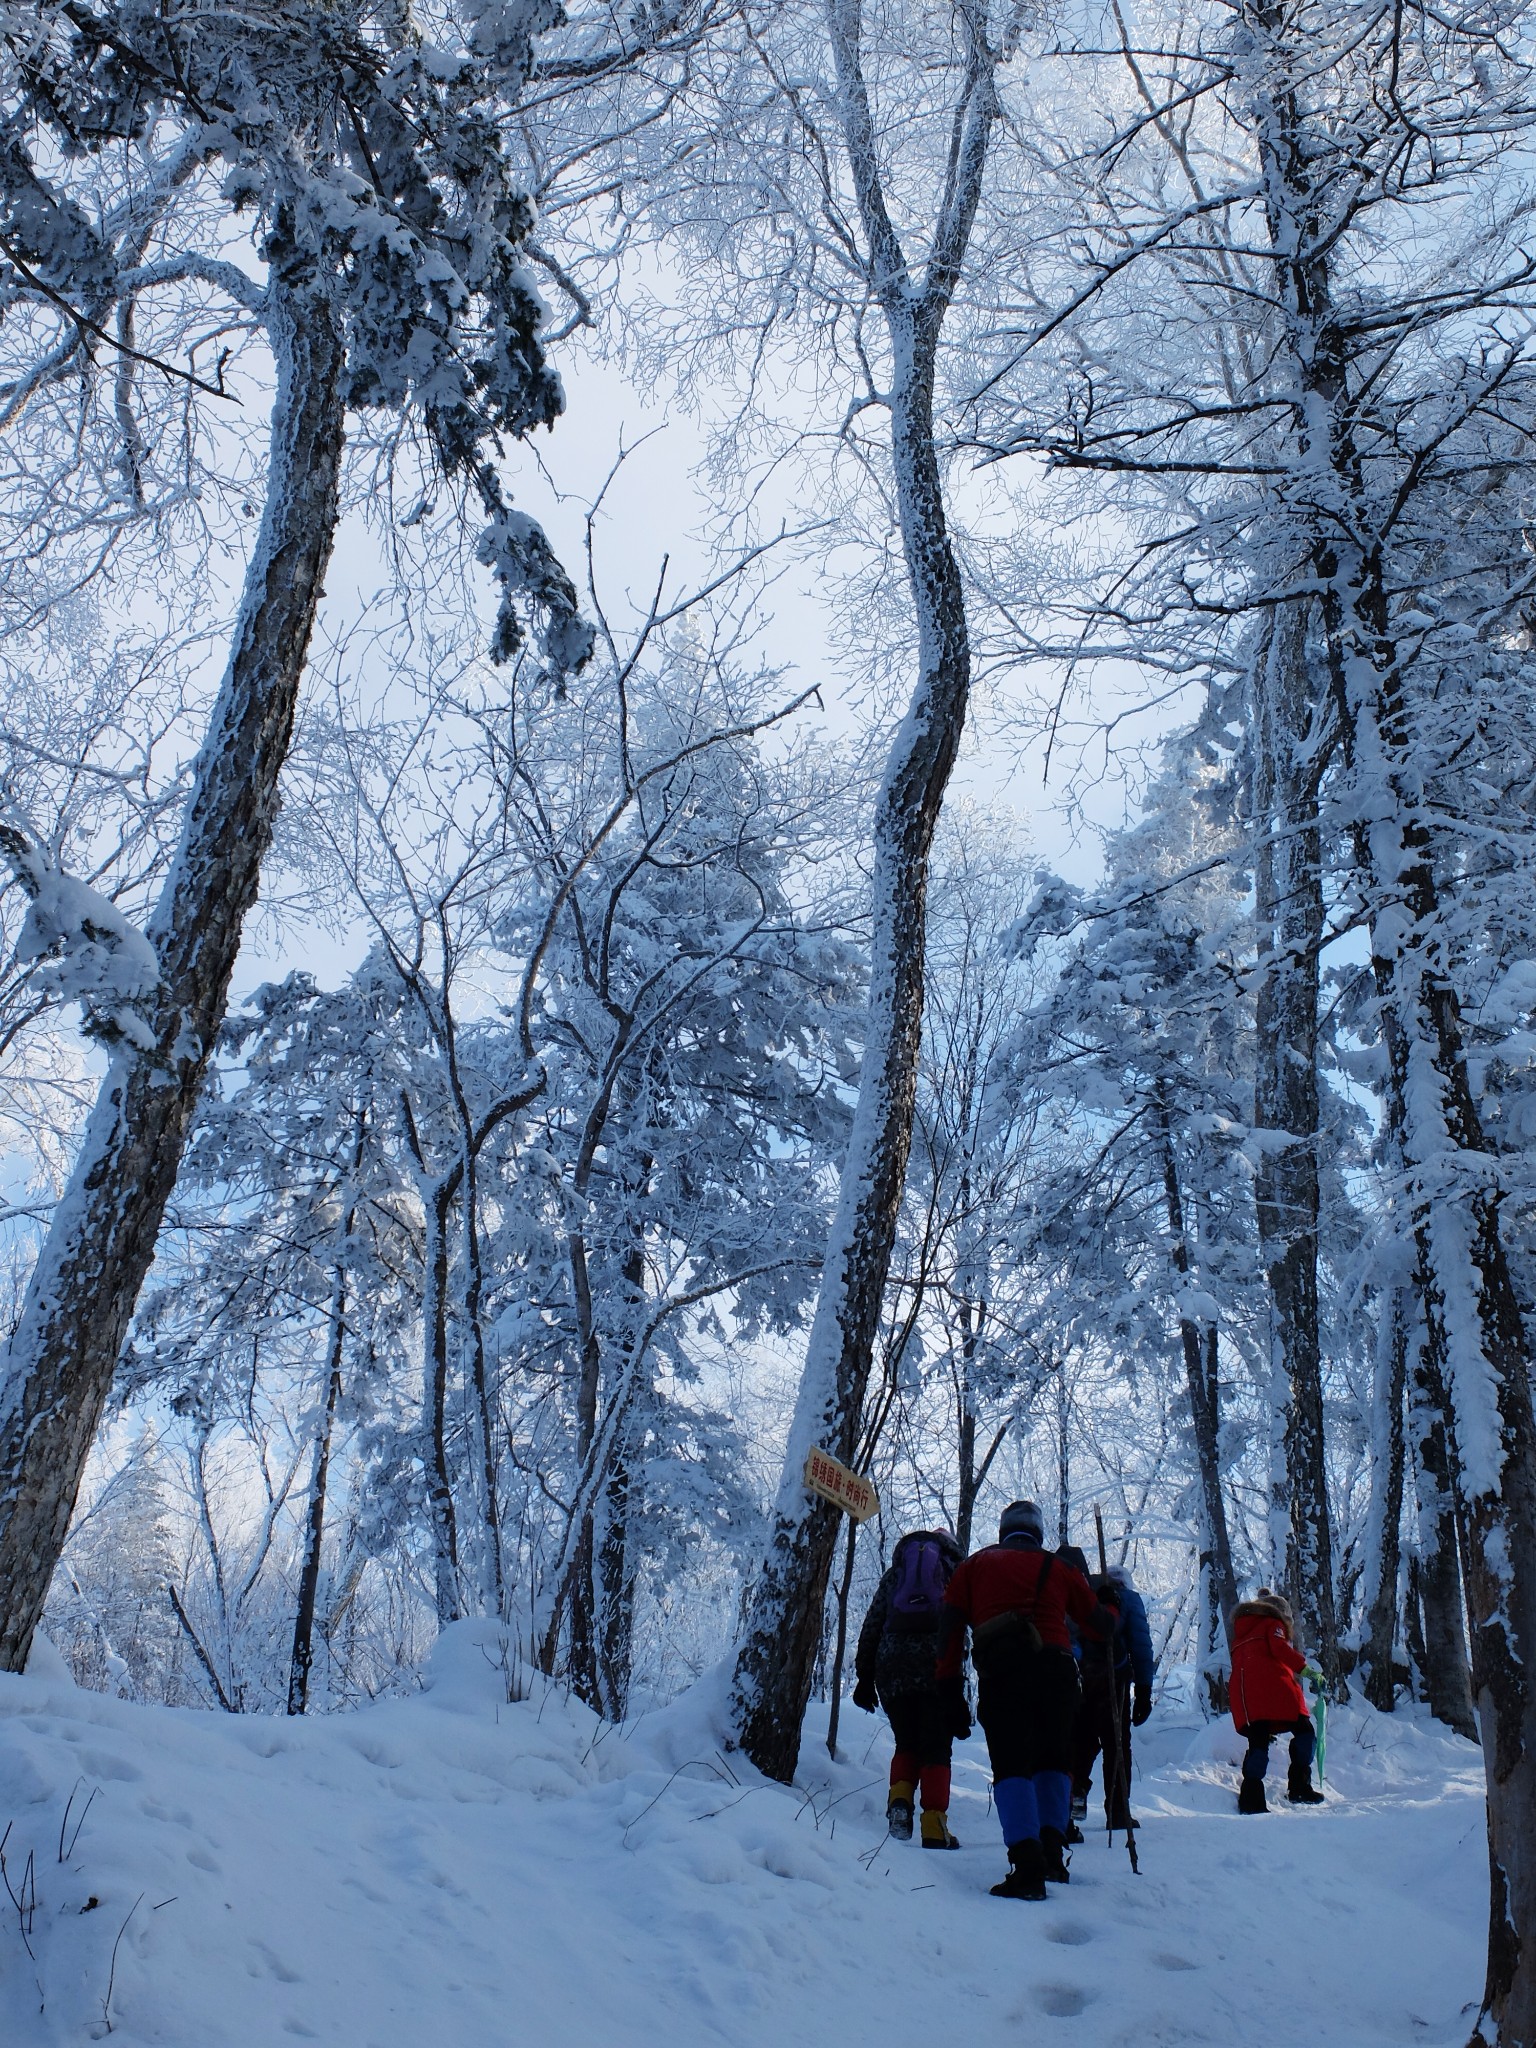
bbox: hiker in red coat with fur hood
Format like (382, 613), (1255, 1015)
(1230, 1589), (1325, 1812)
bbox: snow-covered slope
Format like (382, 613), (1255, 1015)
(0, 1624), (1485, 2047)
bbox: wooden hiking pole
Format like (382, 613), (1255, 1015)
(1094, 1504), (1140, 1875)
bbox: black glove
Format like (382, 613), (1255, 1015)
(941, 1676), (972, 1741)
(852, 1676), (879, 1713)
(1132, 1685), (1152, 1727)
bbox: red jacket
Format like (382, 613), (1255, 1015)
(937, 1543), (1106, 1679)
(1230, 1600), (1310, 1731)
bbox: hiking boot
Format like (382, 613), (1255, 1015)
(921, 1810), (961, 1849)
(1105, 1806), (1139, 1831)
(989, 1839), (1047, 1901)
(1040, 1826), (1071, 1883)
(1065, 1820), (1085, 1846)
(887, 1790), (914, 1841)
(1287, 1770), (1325, 1806)
(1238, 1775), (1268, 1815)
(1070, 1789), (1088, 1825)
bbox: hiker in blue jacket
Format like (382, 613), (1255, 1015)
(1072, 1561), (1156, 1832)
(853, 1529), (967, 1848)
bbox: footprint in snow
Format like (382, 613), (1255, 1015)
(140, 1796), (196, 1827)
(78, 1750), (141, 1783)
(1152, 1952), (1198, 1971)
(1034, 1983), (1091, 2017)
(250, 1941), (303, 1984)
(1045, 1921), (1092, 1947)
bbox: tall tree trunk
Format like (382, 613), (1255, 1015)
(730, 385), (967, 1769)
(1314, 539), (1534, 2033)
(597, 1431), (634, 1719)
(416, 1170), (462, 1626)
(0, 247), (346, 1673)
(955, 1283), (980, 1554)
(1055, 1360), (1071, 1546)
(1325, 547), (1536, 2046)
(286, 1105), (366, 1712)
(595, 1222), (651, 1719)
(953, 1290), (1007, 1556)
(460, 1147), (505, 1618)
(287, 1111), (366, 1716)
(1154, 1092), (1238, 1703)
(561, 1229), (603, 1704)
(824, 1515), (862, 1761)
(1250, 603), (1340, 1684)
(1409, 1332), (1478, 1740)
(1360, 1284), (1409, 1712)
(728, 2), (995, 1783)
(1243, 17), (1536, 2019)
(287, 1266), (348, 1716)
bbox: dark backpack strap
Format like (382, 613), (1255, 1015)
(1032, 1549), (1053, 1618)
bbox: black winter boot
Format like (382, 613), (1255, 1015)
(1287, 1767), (1325, 1805)
(1040, 1826), (1071, 1883)
(1237, 1774), (1267, 1815)
(990, 1839), (1048, 1901)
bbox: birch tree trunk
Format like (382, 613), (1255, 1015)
(1250, 601), (1340, 1683)
(1360, 1285), (1408, 1712)
(288, 1109), (366, 1715)
(415, 1167), (463, 1626)
(1154, 1091), (1238, 1701)
(1410, 1333), (1477, 1740)
(0, 246), (347, 1673)
(730, 1), (996, 1781)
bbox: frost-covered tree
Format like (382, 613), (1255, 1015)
(967, 1), (1536, 2029)
(1015, 760), (1256, 1696)
(636, 0), (1015, 1786)
(0, 0), (594, 1673)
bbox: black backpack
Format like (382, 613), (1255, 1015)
(970, 1552), (1054, 1674)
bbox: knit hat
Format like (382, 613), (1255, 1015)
(1255, 1586), (1294, 1628)
(999, 1500), (1045, 1544)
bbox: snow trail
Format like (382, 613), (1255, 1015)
(0, 1625), (1483, 2046)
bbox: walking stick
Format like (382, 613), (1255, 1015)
(1094, 1505), (1140, 1875)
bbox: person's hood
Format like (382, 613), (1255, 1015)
(1233, 1597), (1293, 1637)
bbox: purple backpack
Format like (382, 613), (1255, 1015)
(889, 1534), (950, 1629)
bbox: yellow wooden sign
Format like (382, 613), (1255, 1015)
(803, 1446), (880, 1523)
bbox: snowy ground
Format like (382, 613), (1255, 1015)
(0, 1623), (1485, 2047)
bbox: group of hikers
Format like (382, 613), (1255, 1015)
(852, 1499), (1325, 1900)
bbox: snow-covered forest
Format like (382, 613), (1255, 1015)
(2, 0), (1534, 2041)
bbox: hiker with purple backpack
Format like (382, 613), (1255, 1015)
(853, 1529), (968, 1848)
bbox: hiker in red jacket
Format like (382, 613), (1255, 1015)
(937, 1501), (1117, 1899)
(1230, 1589), (1324, 1812)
